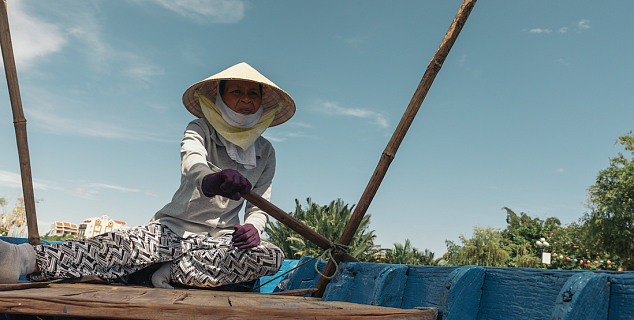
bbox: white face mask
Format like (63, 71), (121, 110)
(215, 82), (263, 129)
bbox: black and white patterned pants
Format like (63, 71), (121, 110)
(27, 223), (284, 288)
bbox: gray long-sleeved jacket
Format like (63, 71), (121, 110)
(150, 118), (275, 238)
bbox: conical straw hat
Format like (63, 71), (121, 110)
(182, 62), (295, 127)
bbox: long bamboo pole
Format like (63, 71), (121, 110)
(0, 0), (40, 245)
(243, 191), (359, 263)
(313, 0), (478, 297)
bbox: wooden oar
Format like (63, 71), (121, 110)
(0, 0), (40, 245)
(312, 0), (478, 297)
(242, 191), (359, 263)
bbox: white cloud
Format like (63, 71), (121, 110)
(0, 170), (54, 190)
(4, 0), (67, 69)
(554, 168), (564, 173)
(458, 54), (467, 65)
(90, 183), (158, 197)
(65, 21), (114, 73)
(578, 19), (591, 30)
(125, 64), (165, 83)
(64, 187), (100, 198)
(558, 27), (568, 33)
(4, 0), (164, 85)
(143, 0), (246, 23)
(287, 121), (313, 129)
(320, 101), (389, 128)
(0, 170), (26, 189)
(0, 170), (157, 199)
(554, 58), (569, 66)
(529, 28), (552, 34)
(334, 35), (369, 47)
(262, 131), (314, 142)
(261, 132), (286, 142)
(25, 107), (175, 142)
(63, 10), (163, 81)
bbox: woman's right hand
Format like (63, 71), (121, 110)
(201, 169), (252, 201)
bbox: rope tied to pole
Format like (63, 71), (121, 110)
(314, 242), (349, 280)
(250, 242), (351, 292)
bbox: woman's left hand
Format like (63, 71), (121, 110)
(232, 224), (260, 249)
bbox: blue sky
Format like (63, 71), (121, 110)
(1, 0), (632, 257)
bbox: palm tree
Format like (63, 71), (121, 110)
(264, 198), (379, 262)
(380, 239), (438, 265)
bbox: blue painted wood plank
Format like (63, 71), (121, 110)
(322, 262), (404, 306)
(259, 259), (299, 293)
(400, 266), (458, 309)
(272, 255), (327, 294)
(440, 265), (485, 320)
(551, 272), (610, 320)
(0, 236), (55, 245)
(606, 272), (634, 320)
(477, 268), (578, 320)
(372, 265), (409, 308)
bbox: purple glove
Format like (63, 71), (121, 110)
(201, 169), (252, 201)
(232, 224), (260, 249)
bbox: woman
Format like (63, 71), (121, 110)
(0, 62), (295, 289)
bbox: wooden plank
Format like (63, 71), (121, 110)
(550, 272), (610, 320)
(440, 265), (485, 320)
(268, 288), (318, 296)
(59, 275), (109, 284)
(0, 283), (435, 319)
(0, 282), (49, 291)
(477, 268), (576, 320)
(607, 273), (634, 320)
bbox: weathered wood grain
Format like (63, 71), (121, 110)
(606, 272), (634, 320)
(400, 266), (456, 310)
(0, 283), (49, 291)
(0, 283), (435, 319)
(550, 272), (610, 320)
(440, 265), (485, 320)
(268, 288), (318, 296)
(477, 268), (576, 320)
(323, 262), (409, 308)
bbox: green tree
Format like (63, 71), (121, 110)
(380, 239), (438, 266)
(544, 221), (615, 270)
(583, 132), (634, 269)
(41, 232), (76, 241)
(264, 198), (379, 262)
(444, 226), (509, 267)
(500, 207), (560, 268)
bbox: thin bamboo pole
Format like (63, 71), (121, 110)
(243, 191), (359, 263)
(313, 0), (478, 297)
(0, 0), (40, 245)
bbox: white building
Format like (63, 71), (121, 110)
(78, 215), (127, 239)
(48, 221), (79, 237)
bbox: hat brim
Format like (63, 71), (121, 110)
(182, 63), (296, 127)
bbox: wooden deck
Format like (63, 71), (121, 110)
(0, 283), (435, 319)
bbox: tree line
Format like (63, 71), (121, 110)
(265, 132), (634, 271)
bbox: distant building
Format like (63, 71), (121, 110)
(48, 221), (79, 238)
(78, 215), (127, 239)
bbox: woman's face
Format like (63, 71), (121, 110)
(221, 80), (263, 115)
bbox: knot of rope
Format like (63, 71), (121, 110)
(250, 242), (351, 292)
(314, 242), (349, 280)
